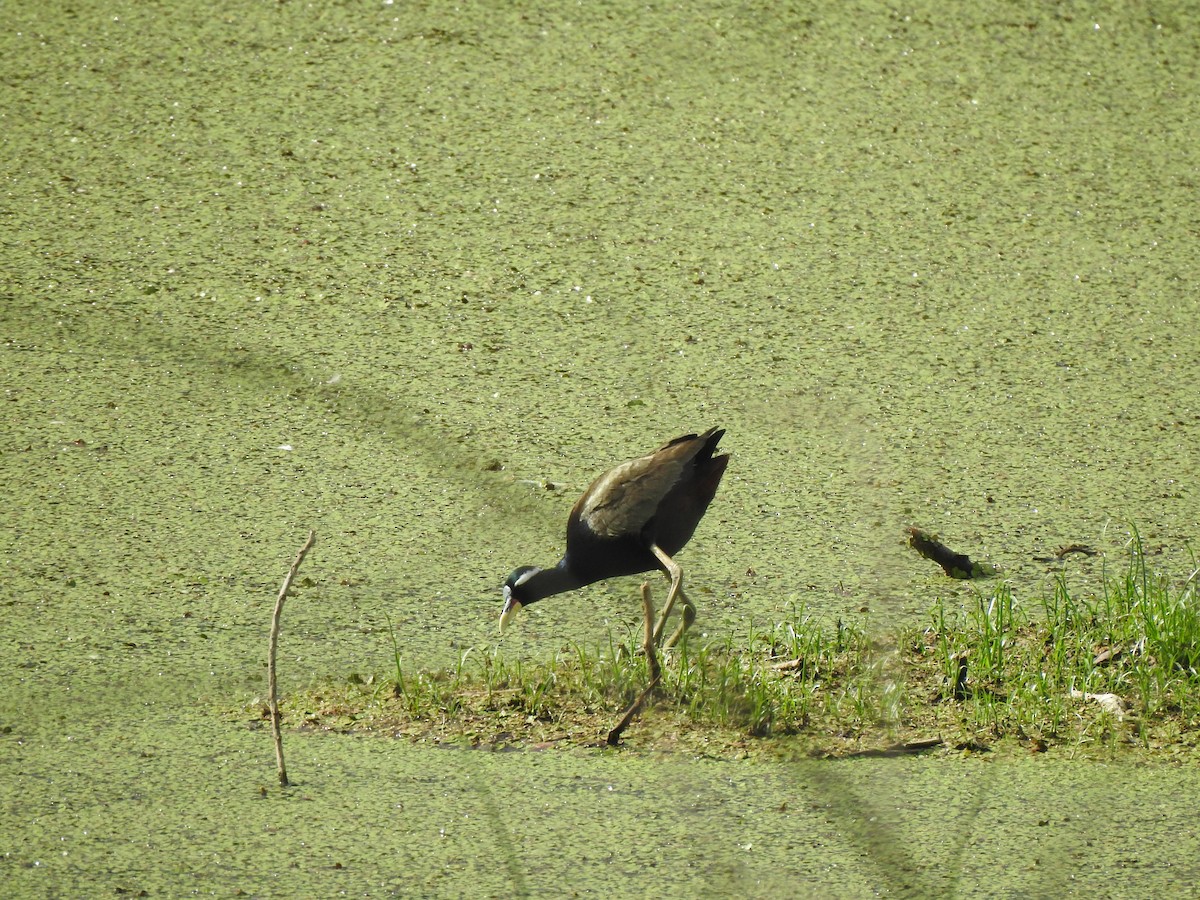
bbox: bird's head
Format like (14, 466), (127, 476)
(500, 566), (541, 633)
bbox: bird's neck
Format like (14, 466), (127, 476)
(523, 559), (589, 603)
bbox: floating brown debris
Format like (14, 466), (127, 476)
(822, 738), (945, 759)
(906, 527), (998, 579)
(1055, 543), (1099, 558)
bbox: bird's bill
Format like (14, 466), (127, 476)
(499, 597), (523, 633)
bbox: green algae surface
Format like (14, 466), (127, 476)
(3, 2), (1199, 896)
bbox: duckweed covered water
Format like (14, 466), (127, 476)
(3, 1), (1199, 896)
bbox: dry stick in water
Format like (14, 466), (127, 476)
(607, 581), (662, 746)
(269, 529), (316, 788)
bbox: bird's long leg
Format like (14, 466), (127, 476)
(663, 587), (696, 649)
(640, 580), (660, 683)
(606, 581), (661, 746)
(649, 544), (697, 648)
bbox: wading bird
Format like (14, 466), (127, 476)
(500, 427), (729, 648)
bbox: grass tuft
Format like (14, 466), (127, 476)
(283, 538), (1200, 759)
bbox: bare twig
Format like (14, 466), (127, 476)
(269, 529), (316, 788)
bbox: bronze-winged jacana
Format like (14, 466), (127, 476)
(500, 427), (729, 648)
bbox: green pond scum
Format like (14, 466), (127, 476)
(3, 1), (1200, 896)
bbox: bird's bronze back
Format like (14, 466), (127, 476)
(573, 431), (711, 540)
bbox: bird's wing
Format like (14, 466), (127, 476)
(574, 438), (697, 539)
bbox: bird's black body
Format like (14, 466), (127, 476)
(563, 430), (726, 584)
(501, 428), (728, 642)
